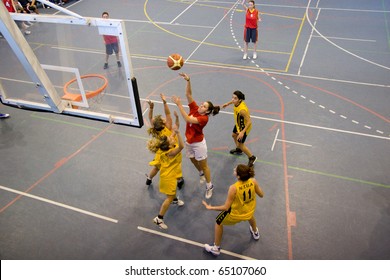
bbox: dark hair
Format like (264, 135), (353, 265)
(158, 136), (170, 151)
(205, 101), (220, 116)
(236, 164), (255, 181)
(233, 90), (245, 101)
(249, 0), (255, 5)
(102, 11), (109, 17)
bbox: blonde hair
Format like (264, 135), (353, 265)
(147, 136), (170, 153)
(147, 115), (165, 138)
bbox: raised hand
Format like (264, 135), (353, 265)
(179, 73), (190, 82)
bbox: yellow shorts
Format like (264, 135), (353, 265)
(159, 177), (177, 196)
(216, 210), (251, 226)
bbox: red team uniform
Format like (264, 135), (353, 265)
(244, 8), (259, 43)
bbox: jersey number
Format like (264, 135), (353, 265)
(243, 189), (252, 202)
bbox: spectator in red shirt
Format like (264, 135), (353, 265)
(102, 11), (121, 69)
(3, 0), (16, 12)
(242, 0), (261, 60)
(172, 73), (220, 199)
(3, 0), (31, 35)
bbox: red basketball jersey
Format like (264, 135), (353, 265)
(3, 0), (15, 12)
(103, 35), (118, 45)
(245, 9), (259, 29)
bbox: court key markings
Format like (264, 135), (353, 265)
(229, 3), (389, 138)
(137, 226), (256, 260)
(0, 185), (118, 223)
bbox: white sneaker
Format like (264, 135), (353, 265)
(153, 216), (168, 230)
(204, 243), (220, 256)
(172, 198), (184, 206)
(0, 113), (10, 119)
(249, 226), (260, 240)
(24, 30), (31, 35)
(205, 185), (214, 199)
(243, 53), (248, 60)
(253, 52), (257, 59)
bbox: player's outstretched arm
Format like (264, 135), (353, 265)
(160, 93), (172, 130)
(172, 95), (200, 124)
(179, 73), (194, 104)
(147, 100), (154, 125)
(202, 185), (236, 211)
(242, 0), (248, 11)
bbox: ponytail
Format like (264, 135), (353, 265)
(206, 101), (220, 116)
(233, 90), (245, 101)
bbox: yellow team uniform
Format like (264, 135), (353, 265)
(155, 146), (182, 195)
(149, 127), (182, 175)
(216, 178), (256, 225)
(234, 101), (252, 134)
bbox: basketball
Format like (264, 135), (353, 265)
(167, 54), (184, 70)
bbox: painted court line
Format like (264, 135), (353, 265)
(137, 226), (256, 260)
(0, 185), (118, 223)
(271, 128), (280, 151)
(40, 45), (390, 88)
(140, 99), (389, 141)
(276, 139), (313, 148)
(170, 0), (199, 24)
(312, 35), (376, 42)
(186, 0), (239, 61)
(306, 0), (390, 71)
(299, 9), (320, 75)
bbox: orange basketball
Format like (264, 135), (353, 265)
(167, 54), (184, 70)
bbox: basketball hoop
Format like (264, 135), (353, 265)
(62, 74), (108, 109)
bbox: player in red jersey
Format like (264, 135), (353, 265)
(102, 11), (121, 69)
(242, 0), (261, 60)
(172, 73), (220, 199)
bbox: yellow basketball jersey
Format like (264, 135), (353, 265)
(230, 178), (256, 220)
(158, 145), (182, 179)
(234, 101), (252, 134)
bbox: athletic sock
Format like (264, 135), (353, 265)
(206, 182), (212, 188)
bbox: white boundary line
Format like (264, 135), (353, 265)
(312, 35), (376, 43)
(276, 139), (313, 147)
(298, 8), (321, 75)
(52, 0), (84, 15)
(1, 73), (388, 140)
(252, 3), (390, 13)
(137, 226), (256, 260)
(140, 99), (389, 141)
(0, 185), (118, 223)
(170, 0), (199, 24)
(305, 0), (390, 71)
(271, 128), (280, 151)
(37, 46), (390, 88)
(186, 0), (240, 61)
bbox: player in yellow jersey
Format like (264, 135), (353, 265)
(222, 90), (257, 167)
(202, 164), (264, 256)
(146, 93), (184, 192)
(147, 123), (184, 230)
